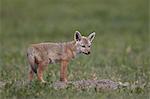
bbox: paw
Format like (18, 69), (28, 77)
(64, 79), (68, 83)
(41, 80), (47, 83)
(61, 79), (68, 83)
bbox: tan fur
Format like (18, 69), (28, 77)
(27, 31), (95, 83)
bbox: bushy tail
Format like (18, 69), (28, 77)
(31, 64), (37, 74)
(27, 53), (38, 74)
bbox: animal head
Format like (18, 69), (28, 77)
(74, 31), (96, 55)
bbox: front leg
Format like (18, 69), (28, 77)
(60, 60), (68, 82)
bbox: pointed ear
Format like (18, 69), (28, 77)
(88, 32), (96, 42)
(74, 31), (82, 41)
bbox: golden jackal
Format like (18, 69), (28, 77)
(27, 31), (96, 83)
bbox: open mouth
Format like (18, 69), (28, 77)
(83, 52), (90, 55)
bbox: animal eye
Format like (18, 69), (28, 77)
(82, 45), (86, 47)
(88, 45), (91, 47)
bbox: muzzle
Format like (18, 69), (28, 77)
(83, 51), (90, 55)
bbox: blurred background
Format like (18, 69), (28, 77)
(0, 0), (149, 98)
(1, 0), (148, 39)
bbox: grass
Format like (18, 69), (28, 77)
(0, 0), (149, 99)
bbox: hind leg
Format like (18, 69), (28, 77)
(37, 61), (48, 83)
(37, 64), (45, 83)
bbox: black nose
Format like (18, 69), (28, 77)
(87, 51), (90, 54)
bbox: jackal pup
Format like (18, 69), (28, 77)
(27, 31), (96, 83)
